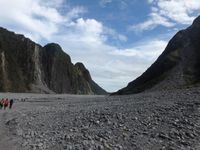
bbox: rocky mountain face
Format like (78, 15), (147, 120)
(0, 27), (107, 95)
(114, 16), (200, 95)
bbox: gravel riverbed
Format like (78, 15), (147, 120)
(0, 88), (200, 150)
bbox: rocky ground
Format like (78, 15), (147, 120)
(0, 88), (200, 150)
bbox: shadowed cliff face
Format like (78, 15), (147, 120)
(0, 27), (107, 95)
(114, 16), (200, 95)
(75, 62), (107, 95)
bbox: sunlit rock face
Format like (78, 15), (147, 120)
(114, 16), (200, 95)
(0, 27), (107, 95)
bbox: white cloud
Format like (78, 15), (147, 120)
(131, 0), (200, 31)
(40, 0), (64, 8)
(71, 18), (105, 44)
(104, 27), (127, 42)
(111, 40), (167, 59)
(153, 0), (200, 24)
(130, 13), (174, 31)
(0, 0), (85, 41)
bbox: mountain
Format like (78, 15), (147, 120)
(114, 16), (200, 95)
(0, 27), (107, 95)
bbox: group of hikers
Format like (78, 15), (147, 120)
(0, 98), (14, 110)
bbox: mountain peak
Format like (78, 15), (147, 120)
(192, 15), (200, 27)
(44, 43), (62, 52)
(75, 62), (86, 70)
(75, 62), (91, 81)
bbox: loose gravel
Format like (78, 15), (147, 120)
(0, 88), (200, 150)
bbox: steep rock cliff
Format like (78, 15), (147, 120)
(0, 27), (107, 95)
(114, 16), (200, 95)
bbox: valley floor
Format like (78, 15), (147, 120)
(0, 88), (200, 150)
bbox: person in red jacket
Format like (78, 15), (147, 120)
(4, 98), (9, 110)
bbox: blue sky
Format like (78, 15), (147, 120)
(0, 0), (200, 92)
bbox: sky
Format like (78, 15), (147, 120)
(0, 0), (199, 92)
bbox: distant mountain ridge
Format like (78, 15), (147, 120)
(114, 16), (200, 95)
(0, 27), (107, 95)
